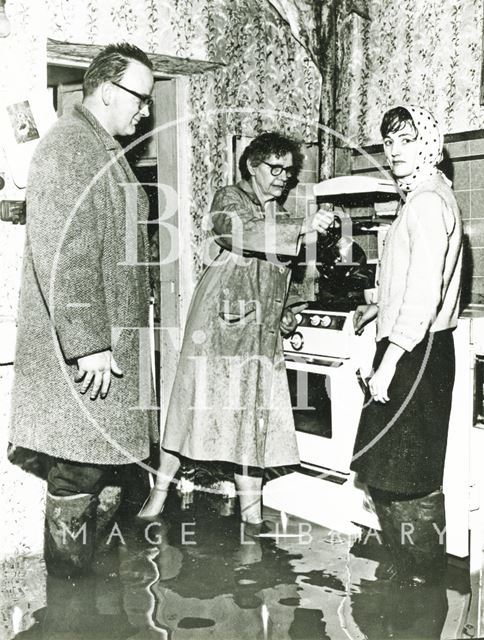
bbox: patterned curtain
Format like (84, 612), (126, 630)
(187, 0), (322, 275)
(265, 0), (371, 179)
(265, 0), (320, 67)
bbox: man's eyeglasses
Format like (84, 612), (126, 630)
(262, 161), (295, 178)
(111, 81), (153, 110)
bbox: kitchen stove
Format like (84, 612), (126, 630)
(263, 306), (378, 534)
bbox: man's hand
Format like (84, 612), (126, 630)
(280, 308), (298, 337)
(75, 350), (123, 400)
(353, 304), (378, 335)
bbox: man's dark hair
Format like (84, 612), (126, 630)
(380, 106), (417, 139)
(239, 131), (304, 181)
(83, 42), (153, 97)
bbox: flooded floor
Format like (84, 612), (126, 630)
(1, 489), (471, 640)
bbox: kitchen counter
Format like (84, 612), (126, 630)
(460, 304), (484, 319)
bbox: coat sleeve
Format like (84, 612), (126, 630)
(210, 186), (303, 257)
(388, 191), (450, 351)
(26, 128), (111, 361)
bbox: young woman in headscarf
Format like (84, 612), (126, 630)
(351, 105), (463, 586)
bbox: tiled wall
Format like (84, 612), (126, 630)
(348, 132), (484, 306)
(443, 134), (484, 305)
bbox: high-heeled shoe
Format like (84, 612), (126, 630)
(137, 487), (169, 521)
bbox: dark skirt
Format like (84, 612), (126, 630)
(351, 330), (455, 494)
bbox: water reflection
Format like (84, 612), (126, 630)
(7, 494), (469, 640)
(12, 498), (326, 640)
(118, 510), (310, 639)
(351, 576), (448, 640)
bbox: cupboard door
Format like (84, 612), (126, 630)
(153, 79), (181, 427)
(56, 83), (83, 115)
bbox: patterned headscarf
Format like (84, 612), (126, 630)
(394, 105), (444, 192)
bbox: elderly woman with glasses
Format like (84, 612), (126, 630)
(139, 131), (333, 526)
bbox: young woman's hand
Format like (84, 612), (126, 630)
(368, 361), (396, 403)
(353, 304), (378, 334)
(367, 343), (405, 403)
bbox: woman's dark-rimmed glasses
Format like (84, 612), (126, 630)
(111, 81), (153, 110)
(262, 161), (295, 177)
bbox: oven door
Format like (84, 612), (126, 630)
(285, 358), (366, 474)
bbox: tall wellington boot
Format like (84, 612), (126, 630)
(389, 489), (446, 586)
(372, 499), (401, 581)
(44, 491), (98, 577)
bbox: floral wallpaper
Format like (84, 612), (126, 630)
(47, 0), (211, 58)
(0, 0), (47, 360)
(0, 2), (50, 560)
(336, 0), (484, 146)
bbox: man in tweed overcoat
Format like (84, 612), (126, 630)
(9, 43), (157, 575)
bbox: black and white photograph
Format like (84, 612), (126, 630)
(0, 1), (483, 639)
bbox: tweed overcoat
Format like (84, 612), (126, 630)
(9, 104), (157, 465)
(161, 181), (306, 468)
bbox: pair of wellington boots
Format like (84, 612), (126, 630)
(372, 488), (446, 587)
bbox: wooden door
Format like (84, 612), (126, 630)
(153, 79), (182, 428)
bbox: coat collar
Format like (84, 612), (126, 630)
(236, 179), (264, 208)
(236, 179), (287, 214)
(73, 103), (120, 152)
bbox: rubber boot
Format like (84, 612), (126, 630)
(44, 491), (98, 577)
(371, 499), (400, 581)
(96, 486), (122, 544)
(389, 489), (446, 586)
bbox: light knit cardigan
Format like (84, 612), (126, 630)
(376, 173), (463, 352)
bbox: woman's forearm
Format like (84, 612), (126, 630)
(369, 342), (406, 403)
(380, 342), (405, 370)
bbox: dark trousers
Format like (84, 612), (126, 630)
(8, 444), (150, 511)
(48, 460), (109, 497)
(47, 458), (150, 510)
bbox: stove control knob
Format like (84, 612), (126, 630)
(320, 315), (332, 328)
(309, 315), (320, 327)
(290, 331), (304, 351)
(295, 313), (303, 325)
